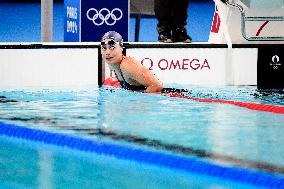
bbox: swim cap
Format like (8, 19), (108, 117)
(101, 31), (123, 46)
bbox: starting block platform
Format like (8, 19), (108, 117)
(209, 0), (284, 44)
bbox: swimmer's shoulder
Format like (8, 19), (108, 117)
(121, 56), (140, 69)
(122, 56), (136, 63)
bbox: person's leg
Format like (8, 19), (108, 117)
(154, 0), (172, 42)
(171, 0), (192, 42)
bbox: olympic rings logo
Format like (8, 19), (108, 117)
(270, 55), (281, 70)
(86, 8), (123, 26)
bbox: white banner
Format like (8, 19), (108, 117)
(0, 48), (98, 88)
(127, 48), (227, 85)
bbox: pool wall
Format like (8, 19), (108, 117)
(0, 43), (283, 88)
(0, 43), (99, 88)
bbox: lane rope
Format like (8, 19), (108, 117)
(1, 116), (284, 174)
(103, 78), (284, 114)
(0, 122), (284, 188)
(164, 92), (284, 114)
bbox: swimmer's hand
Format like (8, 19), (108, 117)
(145, 85), (163, 93)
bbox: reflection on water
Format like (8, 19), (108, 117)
(1, 135), (259, 189)
(0, 86), (284, 174)
(254, 89), (284, 105)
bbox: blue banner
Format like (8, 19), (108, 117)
(64, 0), (80, 42)
(81, 0), (129, 42)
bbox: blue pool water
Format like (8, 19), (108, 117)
(0, 85), (284, 188)
(0, 134), (260, 189)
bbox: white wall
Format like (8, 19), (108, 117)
(0, 44), (258, 88)
(231, 48), (258, 85)
(0, 47), (98, 88)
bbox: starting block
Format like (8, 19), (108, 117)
(239, 0), (283, 9)
(209, 0), (284, 44)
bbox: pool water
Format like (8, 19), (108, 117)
(0, 85), (284, 188)
(0, 134), (261, 189)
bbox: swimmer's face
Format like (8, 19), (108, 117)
(101, 39), (123, 64)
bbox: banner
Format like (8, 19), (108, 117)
(64, 0), (129, 42)
(127, 48), (227, 85)
(64, 0), (80, 42)
(258, 45), (284, 89)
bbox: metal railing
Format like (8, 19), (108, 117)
(221, 0), (284, 41)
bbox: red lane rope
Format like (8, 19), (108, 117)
(103, 78), (284, 114)
(164, 93), (284, 115)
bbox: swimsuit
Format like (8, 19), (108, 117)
(114, 69), (146, 91)
(113, 57), (190, 93)
(113, 57), (147, 91)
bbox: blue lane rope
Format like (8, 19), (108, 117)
(1, 122), (284, 188)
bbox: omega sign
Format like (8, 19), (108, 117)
(140, 57), (211, 71)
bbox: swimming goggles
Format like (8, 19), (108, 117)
(101, 39), (117, 48)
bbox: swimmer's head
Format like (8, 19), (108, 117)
(101, 31), (124, 64)
(101, 31), (123, 47)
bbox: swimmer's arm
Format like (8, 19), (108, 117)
(121, 59), (163, 93)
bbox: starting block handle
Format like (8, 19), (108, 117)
(221, 0), (284, 41)
(244, 17), (284, 22)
